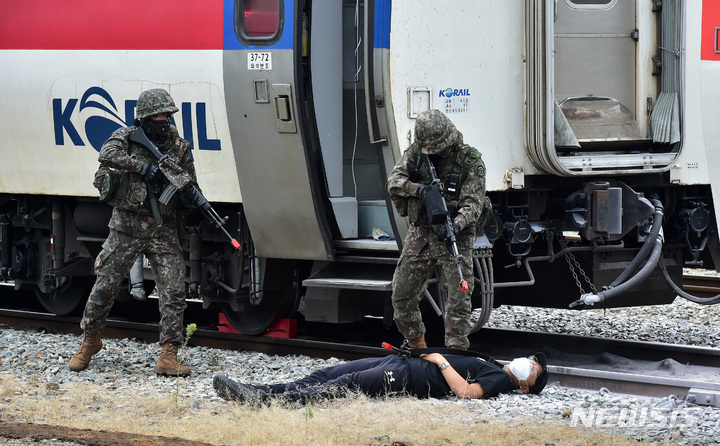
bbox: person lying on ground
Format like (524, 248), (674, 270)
(213, 351), (548, 405)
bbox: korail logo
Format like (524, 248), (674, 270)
(439, 88), (471, 98)
(52, 86), (221, 152)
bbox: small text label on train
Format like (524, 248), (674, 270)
(439, 87), (471, 114)
(247, 52), (272, 70)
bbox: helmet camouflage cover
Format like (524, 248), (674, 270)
(414, 109), (461, 155)
(136, 88), (179, 120)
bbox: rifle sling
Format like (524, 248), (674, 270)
(401, 347), (504, 369)
(145, 184), (163, 227)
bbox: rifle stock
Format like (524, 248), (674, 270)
(128, 126), (165, 160)
(129, 128), (178, 204)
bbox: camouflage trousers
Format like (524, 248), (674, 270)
(80, 228), (187, 344)
(391, 225), (475, 349)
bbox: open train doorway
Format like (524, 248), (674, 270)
(309, 0), (398, 244)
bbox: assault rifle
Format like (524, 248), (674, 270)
(129, 127), (241, 251)
(422, 154), (469, 292)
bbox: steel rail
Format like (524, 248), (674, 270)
(682, 272), (720, 297)
(549, 365), (720, 400)
(1, 308), (718, 403)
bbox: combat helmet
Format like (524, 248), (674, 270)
(414, 109), (461, 155)
(136, 88), (179, 120)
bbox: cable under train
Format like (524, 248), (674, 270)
(1, 0), (719, 337)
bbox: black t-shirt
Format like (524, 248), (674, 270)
(404, 354), (514, 399)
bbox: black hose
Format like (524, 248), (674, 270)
(569, 236), (664, 307)
(471, 252), (494, 332)
(603, 237), (663, 301)
(609, 199), (664, 287)
(658, 257), (720, 305)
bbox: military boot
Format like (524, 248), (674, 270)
(69, 332), (102, 372)
(154, 342), (191, 376)
(407, 334), (427, 349)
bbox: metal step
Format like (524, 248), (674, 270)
(302, 277), (392, 291)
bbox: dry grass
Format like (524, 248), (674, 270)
(0, 375), (664, 445)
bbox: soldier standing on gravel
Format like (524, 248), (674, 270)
(386, 109), (487, 350)
(70, 88), (199, 376)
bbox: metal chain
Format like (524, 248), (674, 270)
(558, 235), (599, 295)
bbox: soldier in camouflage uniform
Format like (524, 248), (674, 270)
(70, 88), (198, 376)
(387, 109), (487, 350)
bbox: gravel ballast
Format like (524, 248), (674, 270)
(0, 296), (719, 445)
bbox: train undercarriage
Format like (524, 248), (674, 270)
(1, 175), (717, 336)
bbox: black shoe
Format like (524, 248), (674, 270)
(214, 375), (241, 400)
(214, 375), (269, 406)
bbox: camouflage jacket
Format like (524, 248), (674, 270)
(97, 125), (197, 238)
(387, 142), (487, 231)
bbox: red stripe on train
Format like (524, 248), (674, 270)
(702, 1), (720, 61)
(0, 0), (223, 50)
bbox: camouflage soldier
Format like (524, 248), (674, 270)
(387, 109), (487, 350)
(70, 88), (198, 376)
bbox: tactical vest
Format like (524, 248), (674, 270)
(93, 127), (190, 219)
(392, 142), (483, 226)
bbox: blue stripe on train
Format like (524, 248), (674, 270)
(375, 0), (391, 50)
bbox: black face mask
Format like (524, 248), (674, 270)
(142, 118), (171, 143)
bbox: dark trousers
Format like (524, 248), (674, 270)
(266, 355), (409, 402)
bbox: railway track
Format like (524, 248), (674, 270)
(1, 307), (718, 406)
(682, 271), (720, 297)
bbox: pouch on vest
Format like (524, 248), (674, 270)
(93, 165), (129, 207)
(391, 195), (409, 217)
(122, 180), (146, 210)
(423, 183), (449, 225)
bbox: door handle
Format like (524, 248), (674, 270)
(271, 83), (297, 133)
(275, 95), (291, 121)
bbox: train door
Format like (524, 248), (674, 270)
(554, 0), (643, 144)
(224, 0), (399, 261)
(529, 0), (680, 175)
(223, 0), (334, 261)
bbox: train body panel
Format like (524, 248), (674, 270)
(0, 49), (240, 203)
(0, 1), (240, 203)
(678, 0), (715, 188)
(388, 0), (715, 188)
(1, 0), (719, 335)
(389, 0), (534, 193)
(696, 1), (720, 232)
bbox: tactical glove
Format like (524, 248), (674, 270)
(417, 184), (432, 200)
(139, 162), (161, 183)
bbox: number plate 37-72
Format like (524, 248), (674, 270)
(247, 52), (272, 71)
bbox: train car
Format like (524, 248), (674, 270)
(1, 0), (719, 336)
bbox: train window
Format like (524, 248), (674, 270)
(236, 0), (283, 44)
(565, 0), (616, 8)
